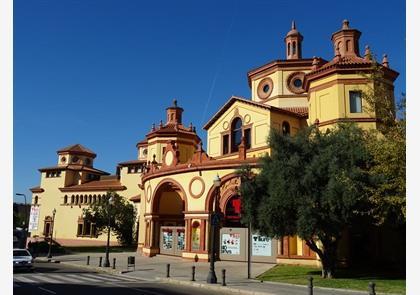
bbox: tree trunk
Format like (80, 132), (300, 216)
(305, 238), (338, 279)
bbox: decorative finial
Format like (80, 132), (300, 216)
(342, 19), (349, 29)
(173, 99), (178, 107)
(189, 122), (193, 131)
(312, 56), (319, 70)
(364, 45), (372, 60)
(159, 120), (163, 128)
(291, 20), (296, 30)
(382, 54), (389, 68)
(151, 123), (156, 131)
(193, 126), (196, 133)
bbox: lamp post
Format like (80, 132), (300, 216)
(47, 208), (56, 259)
(104, 194), (114, 267)
(207, 174), (221, 284)
(15, 193), (28, 248)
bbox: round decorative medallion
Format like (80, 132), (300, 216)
(165, 151), (174, 166)
(257, 77), (274, 100)
(189, 177), (205, 199)
(223, 121), (229, 130)
(286, 72), (306, 94)
(146, 185), (152, 203)
(244, 114), (251, 124)
(60, 156), (66, 163)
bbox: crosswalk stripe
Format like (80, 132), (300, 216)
(14, 276), (37, 283)
(88, 273), (136, 282)
(53, 275), (81, 283)
(31, 275), (62, 284)
(65, 273), (102, 282)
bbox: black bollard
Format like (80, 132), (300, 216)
(99, 256), (102, 267)
(308, 276), (313, 295)
(112, 258), (116, 269)
(191, 266), (196, 281)
(166, 264), (170, 278)
(222, 269), (226, 286)
(86, 255), (90, 265)
(369, 282), (376, 295)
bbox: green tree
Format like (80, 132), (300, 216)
(83, 192), (137, 246)
(239, 124), (373, 278)
(361, 62), (406, 225)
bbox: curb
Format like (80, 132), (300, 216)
(157, 277), (274, 295)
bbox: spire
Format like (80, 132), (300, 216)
(284, 21), (303, 60)
(382, 54), (389, 68)
(364, 45), (372, 60)
(342, 19), (350, 30)
(166, 99), (184, 125)
(331, 19), (361, 58)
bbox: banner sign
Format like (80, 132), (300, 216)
(28, 206), (40, 232)
(252, 234), (272, 256)
(221, 233), (240, 255)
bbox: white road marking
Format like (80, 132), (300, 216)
(14, 276), (37, 283)
(38, 286), (56, 294)
(65, 273), (102, 282)
(93, 273), (136, 282)
(54, 275), (81, 283)
(32, 275), (62, 284)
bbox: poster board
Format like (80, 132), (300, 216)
(252, 234), (272, 256)
(28, 206), (40, 232)
(221, 233), (240, 255)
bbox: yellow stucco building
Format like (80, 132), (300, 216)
(29, 20), (398, 266)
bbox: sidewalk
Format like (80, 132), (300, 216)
(36, 252), (379, 295)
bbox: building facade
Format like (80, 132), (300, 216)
(29, 20), (398, 265)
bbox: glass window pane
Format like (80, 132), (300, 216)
(350, 91), (362, 113)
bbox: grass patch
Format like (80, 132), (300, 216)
(64, 245), (137, 253)
(258, 265), (405, 294)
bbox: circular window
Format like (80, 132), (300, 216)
(85, 158), (91, 165)
(142, 149), (148, 156)
(60, 156), (66, 163)
(293, 78), (302, 88)
(72, 156), (79, 163)
(257, 77), (273, 100)
(286, 72), (306, 94)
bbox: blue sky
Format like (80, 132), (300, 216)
(13, 0), (406, 203)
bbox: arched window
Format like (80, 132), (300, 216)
(84, 195), (87, 203)
(346, 40), (351, 52)
(89, 195), (92, 204)
(287, 42), (290, 56)
(71, 195), (75, 204)
(292, 41), (296, 55)
(93, 195), (97, 203)
(75, 195), (79, 204)
(34, 196), (38, 205)
(282, 121), (290, 136)
(64, 195), (68, 204)
(231, 118), (242, 152)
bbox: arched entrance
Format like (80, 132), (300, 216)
(150, 180), (187, 256)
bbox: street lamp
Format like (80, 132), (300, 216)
(15, 193), (28, 248)
(104, 194), (114, 267)
(207, 174), (221, 284)
(47, 208), (56, 259)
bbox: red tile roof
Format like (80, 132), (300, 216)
(57, 144), (96, 157)
(59, 178), (126, 192)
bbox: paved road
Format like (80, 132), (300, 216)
(13, 262), (228, 295)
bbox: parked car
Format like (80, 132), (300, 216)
(13, 249), (34, 271)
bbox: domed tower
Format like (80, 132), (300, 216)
(284, 21), (303, 60)
(331, 19), (361, 58)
